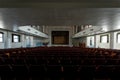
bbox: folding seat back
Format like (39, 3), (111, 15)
(0, 57), (5, 65)
(12, 65), (29, 76)
(105, 59), (116, 65)
(47, 59), (60, 65)
(60, 59), (71, 65)
(0, 65), (13, 76)
(13, 57), (26, 65)
(26, 55), (37, 65)
(80, 65), (95, 79)
(95, 59), (106, 65)
(4, 57), (14, 65)
(36, 57), (47, 65)
(46, 65), (62, 76)
(95, 65), (109, 78)
(62, 65), (76, 75)
(83, 59), (95, 65)
(29, 65), (47, 76)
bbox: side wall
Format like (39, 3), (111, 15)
(0, 29), (45, 49)
(85, 31), (120, 49)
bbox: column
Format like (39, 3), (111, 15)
(110, 32), (115, 49)
(94, 35), (97, 48)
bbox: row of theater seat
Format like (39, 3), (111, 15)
(0, 64), (120, 78)
(0, 56), (120, 65)
(0, 46), (120, 79)
(0, 47), (119, 56)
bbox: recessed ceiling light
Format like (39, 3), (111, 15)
(35, 32), (38, 34)
(28, 28), (30, 31)
(90, 29), (94, 31)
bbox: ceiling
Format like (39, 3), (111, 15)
(0, 0), (120, 8)
(0, 1), (120, 32)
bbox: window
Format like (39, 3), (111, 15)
(0, 32), (3, 42)
(100, 35), (109, 43)
(12, 34), (20, 42)
(117, 33), (120, 43)
(90, 36), (94, 46)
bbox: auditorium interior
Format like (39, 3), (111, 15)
(0, 0), (120, 80)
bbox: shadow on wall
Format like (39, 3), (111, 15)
(43, 42), (49, 46)
(79, 42), (86, 48)
(36, 42), (43, 47)
(36, 42), (49, 47)
(26, 44), (31, 47)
